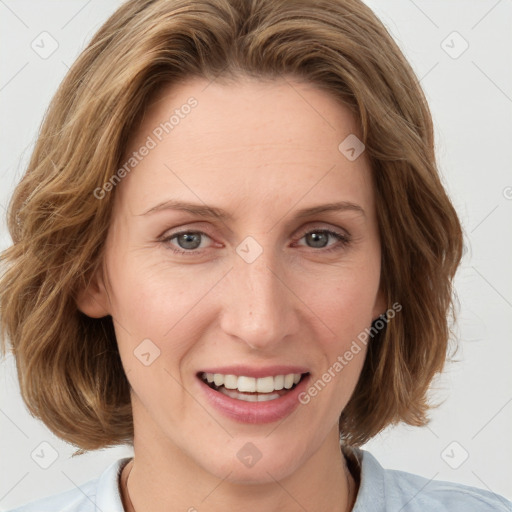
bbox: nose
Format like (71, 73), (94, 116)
(218, 243), (301, 351)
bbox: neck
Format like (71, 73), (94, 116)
(120, 427), (358, 512)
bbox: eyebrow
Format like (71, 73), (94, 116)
(138, 199), (365, 220)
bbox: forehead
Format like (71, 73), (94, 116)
(115, 76), (374, 219)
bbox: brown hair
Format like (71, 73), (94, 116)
(0, 0), (463, 451)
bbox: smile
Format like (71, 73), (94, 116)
(196, 369), (311, 424)
(200, 372), (308, 402)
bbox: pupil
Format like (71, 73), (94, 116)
(307, 232), (328, 248)
(179, 233), (201, 250)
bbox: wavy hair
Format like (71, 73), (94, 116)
(0, 0), (463, 451)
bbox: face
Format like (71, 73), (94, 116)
(78, 76), (385, 483)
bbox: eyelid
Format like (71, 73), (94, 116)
(294, 222), (350, 239)
(160, 229), (215, 247)
(160, 222), (351, 256)
(158, 223), (215, 241)
(159, 221), (349, 243)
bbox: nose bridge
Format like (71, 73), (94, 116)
(219, 240), (297, 350)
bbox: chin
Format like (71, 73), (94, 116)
(191, 434), (309, 484)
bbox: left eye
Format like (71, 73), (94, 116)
(162, 229), (350, 255)
(164, 231), (210, 253)
(295, 229), (350, 251)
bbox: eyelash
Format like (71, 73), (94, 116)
(160, 228), (351, 256)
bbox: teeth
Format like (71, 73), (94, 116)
(256, 376), (274, 393)
(224, 374), (238, 390)
(284, 374), (294, 389)
(202, 372), (304, 393)
(220, 387), (282, 402)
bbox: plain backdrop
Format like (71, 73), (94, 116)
(1, 0), (511, 509)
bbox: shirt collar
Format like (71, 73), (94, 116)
(93, 449), (385, 511)
(350, 447), (386, 512)
(95, 456), (132, 512)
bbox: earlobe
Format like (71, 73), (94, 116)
(75, 267), (110, 318)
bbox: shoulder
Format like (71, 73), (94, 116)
(352, 448), (512, 512)
(382, 466), (512, 511)
(6, 481), (97, 512)
(5, 457), (131, 512)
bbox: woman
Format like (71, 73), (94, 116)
(1, 0), (510, 510)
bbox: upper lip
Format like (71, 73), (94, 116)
(197, 365), (310, 379)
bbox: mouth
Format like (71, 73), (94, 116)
(197, 371), (310, 402)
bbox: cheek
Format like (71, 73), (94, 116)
(292, 259), (379, 396)
(297, 261), (381, 334)
(106, 256), (221, 359)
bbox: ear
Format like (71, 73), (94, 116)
(75, 265), (111, 318)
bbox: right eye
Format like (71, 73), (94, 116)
(161, 231), (214, 255)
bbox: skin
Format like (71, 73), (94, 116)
(77, 75), (385, 512)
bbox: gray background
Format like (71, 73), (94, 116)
(1, 0), (511, 509)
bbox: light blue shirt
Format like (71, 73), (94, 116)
(7, 449), (512, 511)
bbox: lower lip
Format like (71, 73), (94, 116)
(197, 374), (311, 424)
